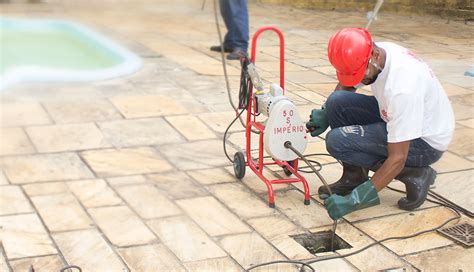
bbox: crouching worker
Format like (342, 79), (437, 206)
(306, 28), (454, 220)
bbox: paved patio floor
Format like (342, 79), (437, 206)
(1, 0), (473, 271)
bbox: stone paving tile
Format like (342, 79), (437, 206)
(1, 153), (94, 184)
(303, 140), (338, 164)
(0, 128), (35, 156)
(107, 175), (148, 187)
(312, 66), (337, 78)
(0, 214), (57, 259)
(228, 131), (262, 151)
(255, 61), (308, 72)
(176, 196), (250, 236)
(42, 98), (122, 123)
(0, 171), (8, 185)
(98, 117), (184, 147)
(443, 83), (472, 96)
(404, 245), (473, 271)
(110, 95), (188, 118)
(285, 71), (335, 84)
(218, 232), (297, 271)
(432, 151), (473, 173)
(241, 168), (290, 195)
(22, 181), (68, 197)
(67, 179), (122, 208)
(247, 216), (313, 260)
(295, 91), (327, 106)
(160, 140), (236, 171)
(208, 183), (276, 219)
(355, 207), (455, 256)
(118, 244), (185, 272)
(165, 115), (217, 141)
(292, 162), (342, 197)
(31, 193), (93, 232)
(187, 167), (236, 185)
(115, 184), (182, 219)
(0, 185), (33, 216)
(1, 102), (51, 127)
(457, 118), (474, 129)
(147, 171), (209, 199)
(343, 185), (436, 222)
(148, 216), (227, 262)
(183, 257), (243, 272)
(10, 255), (65, 272)
(0, 246), (9, 272)
(88, 205), (157, 247)
(287, 58), (326, 68)
(26, 123), (111, 153)
(81, 147), (173, 177)
(449, 128), (474, 157)
(274, 190), (333, 229)
(285, 89), (314, 105)
(306, 256), (359, 272)
(53, 229), (126, 271)
(451, 102), (474, 121)
(197, 111), (245, 134)
(311, 223), (413, 271)
(299, 83), (337, 98)
(431, 170), (473, 211)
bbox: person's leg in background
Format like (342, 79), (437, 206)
(219, 0), (236, 51)
(222, 0), (249, 60)
(210, 0), (237, 53)
(211, 0), (249, 58)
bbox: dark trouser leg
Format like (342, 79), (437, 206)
(219, 0), (249, 51)
(323, 91), (444, 209)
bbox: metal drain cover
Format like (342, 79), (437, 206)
(438, 222), (473, 247)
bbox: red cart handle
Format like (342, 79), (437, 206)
(250, 26), (285, 90)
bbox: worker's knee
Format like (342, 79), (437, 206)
(325, 91), (350, 120)
(325, 128), (346, 158)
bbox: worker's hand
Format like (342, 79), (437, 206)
(324, 179), (380, 220)
(306, 107), (329, 137)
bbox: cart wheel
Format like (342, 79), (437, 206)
(283, 160), (295, 176)
(233, 152), (246, 179)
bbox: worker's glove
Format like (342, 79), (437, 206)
(324, 179), (380, 220)
(306, 105), (329, 137)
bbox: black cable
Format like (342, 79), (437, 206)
(246, 168), (463, 271)
(245, 259), (315, 272)
(283, 142), (333, 195)
(238, 57), (252, 109)
(223, 109), (246, 163)
(305, 203), (461, 264)
(282, 142), (338, 253)
(59, 265), (82, 272)
(296, 160), (323, 173)
(246, 198), (461, 271)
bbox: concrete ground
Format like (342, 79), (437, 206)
(1, 0), (473, 271)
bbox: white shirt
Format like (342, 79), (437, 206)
(371, 42), (454, 151)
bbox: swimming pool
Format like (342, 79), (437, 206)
(0, 17), (142, 90)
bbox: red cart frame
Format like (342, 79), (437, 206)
(244, 26), (310, 208)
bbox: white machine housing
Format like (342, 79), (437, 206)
(256, 83), (308, 161)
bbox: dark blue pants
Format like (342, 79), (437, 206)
(220, 0), (249, 52)
(324, 91), (443, 168)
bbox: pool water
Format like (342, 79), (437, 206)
(0, 17), (142, 90)
(0, 28), (122, 73)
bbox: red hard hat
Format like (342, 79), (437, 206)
(328, 28), (373, 86)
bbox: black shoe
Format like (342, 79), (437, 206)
(210, 45), (233, 53)
(318, 162), (369, 199)
(396, 166), (436, 210)
(226, 49), (246, 60)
